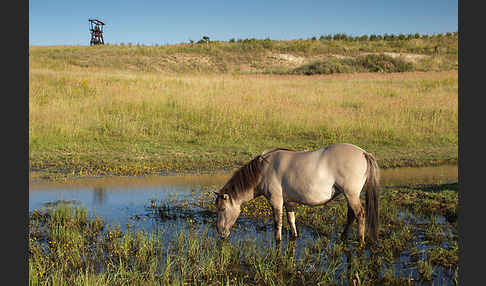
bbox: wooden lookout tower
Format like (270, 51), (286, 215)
(89, 18), (105, 45)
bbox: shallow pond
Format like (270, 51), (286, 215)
(29, 165), (458, 285)
(29, 165), (457, 227)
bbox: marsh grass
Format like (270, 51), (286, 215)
(30, 182), (458, 285)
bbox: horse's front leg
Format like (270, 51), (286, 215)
(265, 187), (284, 244)
(271, 205), (283, 243)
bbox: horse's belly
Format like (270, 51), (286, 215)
(284, 181), (335, 206)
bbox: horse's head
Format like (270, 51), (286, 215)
(214, 153), (269, 239)
(215, 188), (241, 239)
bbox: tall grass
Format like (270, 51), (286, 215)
(29, 43), (458, 177)
(29, 67), (457, 174)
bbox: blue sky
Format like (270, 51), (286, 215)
(29, 0), (458, 46)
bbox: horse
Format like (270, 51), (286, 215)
(214, 143), (380, 245)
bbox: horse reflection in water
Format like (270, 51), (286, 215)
(215, 143), (380, 245)
(93, 187), (106, 205)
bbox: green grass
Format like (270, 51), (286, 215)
(29, 182), (458, 285)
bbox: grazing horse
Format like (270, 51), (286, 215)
(215, 143), (380, 244)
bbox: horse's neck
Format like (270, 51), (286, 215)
(234, 188), (260, 205)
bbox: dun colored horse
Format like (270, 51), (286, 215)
(215, 143), (380, 244)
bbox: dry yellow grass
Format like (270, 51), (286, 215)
(29, 59), (457, 175)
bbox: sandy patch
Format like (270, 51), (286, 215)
(361, 52), (429, 63)
(269, 54), (306, 65)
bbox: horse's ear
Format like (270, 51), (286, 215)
(260, 156), (271, 166)
(259, 149), (274, 164)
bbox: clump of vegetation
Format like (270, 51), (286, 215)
(292, 58), (353, 75)
(314, 32), (457, 42)
(349, 54), (414, 72)
(292, 54), (414, 75)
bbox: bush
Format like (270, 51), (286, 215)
(292, 58), (353, 75)
(349, 54), (414, 72)
(197, 36), (210, 44)
(320, 34), (332, 41)
(292, 54), (414, 75)
(333, 33), (348, 41)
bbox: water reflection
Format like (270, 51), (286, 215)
(29, 165), (457, 231)
(93, 187), (106, 205)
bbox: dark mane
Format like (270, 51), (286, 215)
(222, 156), (263, 198)
(221, 148), (294, 198)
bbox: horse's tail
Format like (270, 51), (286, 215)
(364, 152), (380, 242)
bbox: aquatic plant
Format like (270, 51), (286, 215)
(29, 182), (458, 285)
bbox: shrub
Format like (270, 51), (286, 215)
(333, 33), (348, 41)
(359, 35), (369, 41)
(292, 54), (414, 75)
(292, 58), (353, 75)
(320, 34), (332, 41)
(197, 36), (210, 44)
(349, 54), (414, 72)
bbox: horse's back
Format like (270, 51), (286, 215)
(319, 144), (369, 188)
(277, 143), (367, 174)
(270, 144), (369, 205)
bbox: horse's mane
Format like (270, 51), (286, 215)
(222, 148), (294, 198)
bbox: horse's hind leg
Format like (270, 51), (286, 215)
(340, 204), (356, 241)
(285, 202), (298, 239)
(345, 194), (366, 245)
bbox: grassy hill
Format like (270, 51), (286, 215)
(30, 34), (457, 74)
